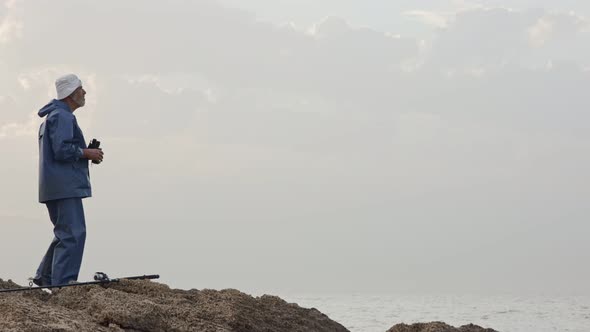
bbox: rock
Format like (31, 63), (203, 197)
(386, 321), (498, 332)
(0, 278), (20, 290)
(1, 278), (501, 332)
(0, 279), (350, 332)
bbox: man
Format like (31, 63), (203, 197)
(33, 74), (104, 286)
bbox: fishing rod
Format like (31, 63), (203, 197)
(0, 273), (159, 294)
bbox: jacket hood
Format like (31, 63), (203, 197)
(38, 99), (70, 118)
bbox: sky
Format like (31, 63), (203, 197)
(0, 0), (589, 296)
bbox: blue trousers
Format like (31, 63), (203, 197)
(35, 197), (86, 286)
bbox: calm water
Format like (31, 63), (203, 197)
(281, 294), (590, 332)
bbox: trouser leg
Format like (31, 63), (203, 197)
(50, 197), (87, 285)
(34, 202), (60, 285)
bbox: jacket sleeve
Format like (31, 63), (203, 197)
(48, 113), (84, 162)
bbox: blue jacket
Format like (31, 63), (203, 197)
(38, 99), (91, 203)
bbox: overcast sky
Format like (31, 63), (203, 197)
(1, 0), (589, 296)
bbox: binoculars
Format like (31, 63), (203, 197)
(88, 138), (101, 164)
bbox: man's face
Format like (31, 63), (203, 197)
(71, 86), (86, 107)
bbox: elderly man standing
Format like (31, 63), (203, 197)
(33, 74), (104, 286)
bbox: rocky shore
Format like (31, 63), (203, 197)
(387, 322), (498, 332)
(0, 278), (497, 332)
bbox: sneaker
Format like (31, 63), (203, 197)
(29, 277), (49, 287)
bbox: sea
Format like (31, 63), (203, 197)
(280, 293), (590, 332)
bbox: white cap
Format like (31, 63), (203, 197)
(55, 74), (82, 100)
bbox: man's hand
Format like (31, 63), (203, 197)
(83, 148), (104, 163)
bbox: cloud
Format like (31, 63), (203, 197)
(123, 73), (218, 102)
(0, 94), (19, 125)
(404, 10), (449, 28)
(0, 0), (22, 43)
(0, 15), (22, 44)
(528, 11), (589, 47)
(309, 16), (351, 37)
(4, 0), (19, 9)
(89, 74), (211, 138)
(426, 7), (590, 69)
(2, 3), (587, 148)
(0, 121), (33, 138)
(527, 12), (590, 64)
(528, 16), (553, 47)
(2, 2), (588, 152)
(0, 112), (37, 139)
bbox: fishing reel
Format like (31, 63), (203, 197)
(93, 272), (110, 282)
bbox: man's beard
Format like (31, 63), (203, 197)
(72, 94), (85, 107)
